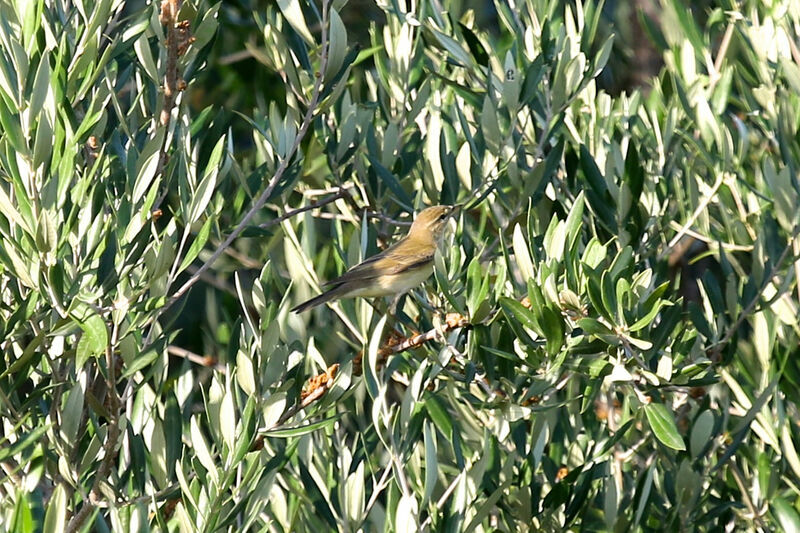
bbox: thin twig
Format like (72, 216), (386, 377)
(729, 459), (768, 530)
(167, 345), (226, 373)
(159, 0), (181, 128)
(115, 480), (183, 508)
(164, 0), (332, 311)
(710, 22), (735, 89)
(66, 328), (122, 532)
(184, 264), (238, 297)
(273, 383), (329, 428)
(258, 188), (351, 230)
(218, 49), (255, 65)
(710, 236), (796, 357)
(419, 471), (465, 528)
(221, 247), (262, 269)
(660, 172), (725, 260)
(250, 363), (339, 452)
(360, 463), (394, 524)
(365, 209), (412, 226)
(666, 222), (753, 252)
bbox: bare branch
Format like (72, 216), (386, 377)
(167, 345), (226, 373)
(258, 188), (351, 230)
(164, 0), (333, 311)
(153, 0), (189, 210)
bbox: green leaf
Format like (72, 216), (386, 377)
(220, 384), (237, 453)
(773, 497), (800, 533)
(629, 299), (669, 332)
(277, 0), (314, 44)
(423, 421), (438, 505)
(564, 191), (585, 251)
(75, 313), (108, 368)
(35, 208), (57, 254)
(189, 136), (224, 224)
(325, 9), (348, 81)
(29, 50), (51, 120)
(512, 223), (534, 282)
(577, 317), (614, 338)
(624, 143), (644, 204)
(0, 424), (50, 463)
(430, 27), (474, 68)
(579, 145), (616, 231)
(10, 492), (34, 533)
(178, 216), (212, 273)
(366, 154), (413, 209)
(120, 348), (160, 378)
(262, 392), (287, 429)
(133, 34), (158, 81)
(540, 307), (565, 355)
(600, 270), (618, 324)
(263, 415), (341, 437)
(591, 35), (614, 76)
(499, 297), (541, 335)
(458, 23), (489, 66)
(690, 411), (714, 458)
(236, 350), (256, 397)
(42, 484), (66, 533)
(395, 493), (419, 532)
(190, 415), (218, 485)
(131, 131), (164, 205)
(644, 402), (686, 451)
(0, 96), (27, 155)
(60, 382), (84, 444)
(0, 185), (30, 234)
(344, 460), (365, 522)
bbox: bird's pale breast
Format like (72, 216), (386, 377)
(345, 263), (433, 298)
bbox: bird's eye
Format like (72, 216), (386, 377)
(438, 212), (448, 221)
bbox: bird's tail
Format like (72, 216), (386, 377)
(291, 284), (347, 313)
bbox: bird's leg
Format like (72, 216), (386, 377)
(388, 293), (403, 316)
(433, 310), (449, 343)
(385, 294), (404, 340)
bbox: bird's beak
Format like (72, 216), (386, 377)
(449, 204), (463, 217)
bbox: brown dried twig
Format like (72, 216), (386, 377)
(159, 0), (181, 128)
(252, 313), (471, 451)
(153, 0), (192, 199)
(251, 363), (340, 451)
(354, 313), (472, 375)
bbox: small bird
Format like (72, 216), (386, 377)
(291, 205), (457, 313)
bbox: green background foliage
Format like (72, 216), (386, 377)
(0, 0), (799, 530)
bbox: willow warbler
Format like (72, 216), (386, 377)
(291, 205), (457, 313)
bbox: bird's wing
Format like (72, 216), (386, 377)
(322, 239), (434, 287)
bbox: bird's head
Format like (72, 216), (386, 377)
(409, 205), (458, 242)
